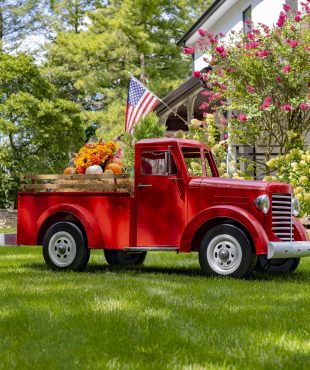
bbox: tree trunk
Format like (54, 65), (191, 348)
(140, 52), (146, 85)
(0, 9), (3, 52)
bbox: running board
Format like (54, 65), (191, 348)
(123, 247), (179, 252)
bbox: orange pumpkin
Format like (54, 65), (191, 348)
(63, 166), (76, 174)
(112, 158), (123, 167)
(105, 162), (123, 174)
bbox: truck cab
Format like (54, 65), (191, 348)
(17, 138), (310, 277)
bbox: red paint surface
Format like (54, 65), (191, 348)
(17, 138), (309, 254)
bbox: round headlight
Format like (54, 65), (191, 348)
(292, 197), (300, 217)
(254, 194), (270, 214)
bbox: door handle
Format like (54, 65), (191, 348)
(137, 183), (153, 188)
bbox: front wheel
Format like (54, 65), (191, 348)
(255, 256), (300, 273)
(43, 222), (89, 271)
(199, 224), (257, 278)
(104, 250), (147, 266)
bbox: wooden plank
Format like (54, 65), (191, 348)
(20, 183), (123, 190)
(21, 174), (129, 180)
(20, 184), (58, 190)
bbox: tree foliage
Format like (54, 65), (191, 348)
(44, 0), (211, 140)
(0, 53), (85, 207)
(0, 0), (46, 52)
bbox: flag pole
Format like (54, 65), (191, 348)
(128, 73), (189, 126)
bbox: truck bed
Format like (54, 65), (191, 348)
(17, 174), (134, 249)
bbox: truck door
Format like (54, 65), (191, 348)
(136, 148), (185, 247)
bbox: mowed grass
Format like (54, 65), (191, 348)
(0, 247), (309, 370)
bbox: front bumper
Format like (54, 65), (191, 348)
(268, 241), (310, 259)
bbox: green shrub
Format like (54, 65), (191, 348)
(265, 149), (310, 216)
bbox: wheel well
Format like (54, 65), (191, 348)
(37, 212), (87, 246)
(191, 217), (255, 252)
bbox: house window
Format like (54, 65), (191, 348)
(243, 6), (252, 33)
(286, 0), (298, 10)
(141, 151), (177, 176)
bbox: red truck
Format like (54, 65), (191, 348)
(17, 138), (310, 277)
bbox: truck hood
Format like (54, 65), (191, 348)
(190, 177), (292, 194)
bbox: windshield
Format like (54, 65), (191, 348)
(181, 147), (214, 177)
(182, 147), (205, 176)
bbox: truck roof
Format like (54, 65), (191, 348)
(136, 138), (211, 151)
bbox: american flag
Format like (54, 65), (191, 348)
(125, 76), (160, 133)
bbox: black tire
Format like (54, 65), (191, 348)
(104, 250), (147, 266)
(43, 222), (89, 271)
(199, 224), (257, 278)
(255, 256), (300, 273)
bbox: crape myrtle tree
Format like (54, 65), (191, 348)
(0, 53), (85, 207)
(186, 2), (310, 169)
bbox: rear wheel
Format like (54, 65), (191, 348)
(43, 222), (89, 271)
(199, 224), (257, 278)
(104, 250), (147, 266)
(255, 256), (300, 273)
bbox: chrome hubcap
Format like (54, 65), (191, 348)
(48, 231), (77, 267)
(207, 234), (242, 275)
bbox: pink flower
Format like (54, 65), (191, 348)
(219, 32), (225, 37)
(277, 11), (286, 27)
(193, 71), (202, 78)
(183, 47), (195, 54)
(286, 39), (298, 48)
(198, 29), (207, 36)
(299, 102), (309, 110)
(282, 64), (291, 73)
(215, 45), (225, 54)
(199, 102), (209, 110)
(276, 75), (282, 82)
(246, 85), (255, 93)
(238, 113), (248, 122)
(228, 68), (236, 73)
(223, 133), (229, 140)
(295, 11), (302, 21)
(281, 104), (293, 112)
(221, 118), (228, 127)
(209, 37), (218, 44)
(259, 50), (268, 58)
(260, 96), (272, 110)
(283, 4), (291, 12)
(247, 33), (255, 40)
(201, 91), (209, 96)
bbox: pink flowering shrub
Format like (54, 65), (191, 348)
(187, 3), (310, 166)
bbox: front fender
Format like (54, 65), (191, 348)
(294, 217), (309, 241)
(36, 204), (104, 249)
(180, 205), (268, 254)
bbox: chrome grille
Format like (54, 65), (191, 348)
(272, 193), (293, 241)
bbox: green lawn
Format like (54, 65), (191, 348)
(0, 247), (309, 369)
(0, 228), (16, 233)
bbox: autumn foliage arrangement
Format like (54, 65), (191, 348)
(67, 141), (123, 174)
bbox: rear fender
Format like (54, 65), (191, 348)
(180, 205), (268, 254)
(36, 204), (104, 249)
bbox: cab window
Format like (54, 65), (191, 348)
(141, 151), (177, 176)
